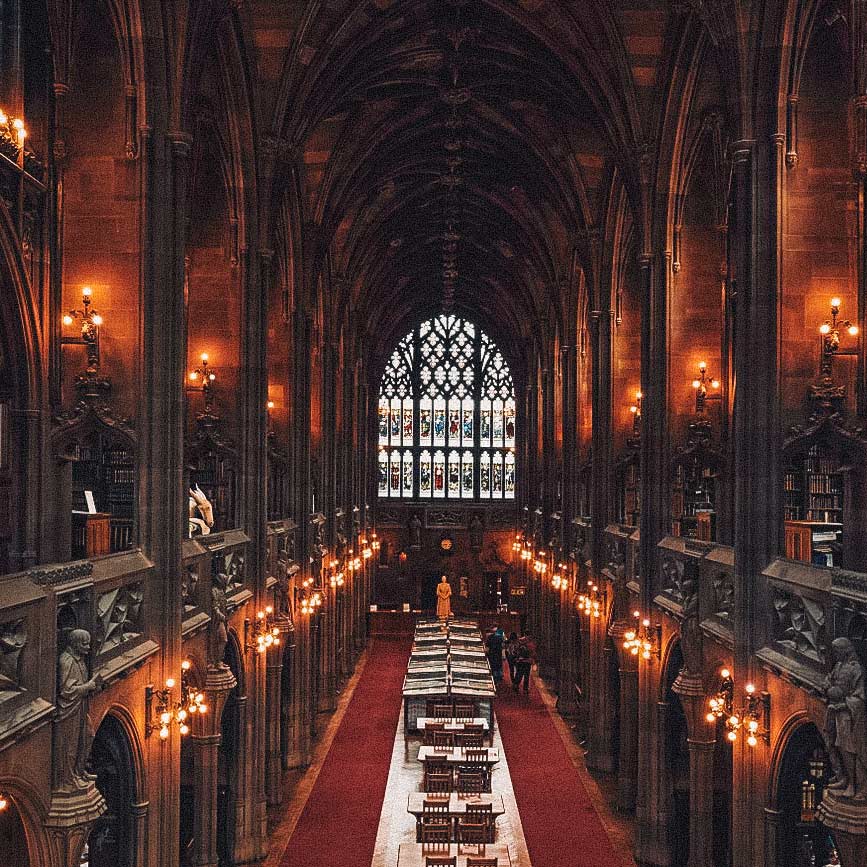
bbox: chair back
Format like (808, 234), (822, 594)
(424, 857), (457, 867)
(453, 701), (476, 719)
(455, 733), (483, 748)
(423, 798), (450, 815)
(466, 859), (498, 867)
(464, 747), (488, 762)
(425, 770), (453, 793)
(433, 702), (454, 719)
(432, 730), (454, 750)
(456, 769), (484, 795)
(463, 724), (484, 735)
(465, 803), (493, 818)
(420, 816), (451, 844)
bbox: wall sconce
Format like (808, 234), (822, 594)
(0, 110), (27, 168)
(188, 353), (217, 414)
(533, 552), (548, 575)
(0, 793), (7, 811)
(146, 659), (207, 739)
(61, 286), (104, 374)
(819, 297), (858, 378)
(551, 564), (569, 592)
(629, 390), (642, 435)
(298, 586), (323, 616)
(578, 579), (605, 618)
(691, 362), (720, 414)
(623, 609), (661, 660)
(245, 606), (281, 654)
(370, 531), (381, 553)
(706, 668), (770, 747)
(361, 538), (373, 560)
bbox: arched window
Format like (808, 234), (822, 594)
(378, 315), (516, 500)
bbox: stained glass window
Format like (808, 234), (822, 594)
(377, 315), (516, 499)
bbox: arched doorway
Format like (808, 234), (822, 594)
(0, 794), (30, 863)
(774, 721), (838, 867)
(663, 643), (689, 867)
(84, 714), (139, 867)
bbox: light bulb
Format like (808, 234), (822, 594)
(160, 711), (172, 725)
(189, 371), (199, 380)
(849, 325), (859, 336)
(201, 353), (208, 362)
(160, 726), (170, 739)
(706, 712), (716, 723)
(208, 373), (215, 381)
(831, 297), (842, 309)
(181, 659), (191, 670)
(642, 619), (650, 628)
(196, 693), (204, 704)
(720, 668), (730, 679)
(748, 720), (759, 732)
(633, 610), (641, 619)
(62, 314), (73, 326)
(745, 683), (755, 694)
(819, 323), (831, 335)
(12, 118), (23, 130)
(0, 797), (7, 810)
(199, 704), (207, 714)
(91, 314), (103, 326)
(692, 380), (701, 389)
(267, 400), (275, 409)
(177, 709), (187, 721)
(179, 723), (189, 736)
(729, 715), (739, 727)
(0, 111), (7, 125)
(727, 730), (737, 742)
(82, 286), (92, 297)
(165, 678), (176, 689)
(711, 379), (720, 389)
(636, 391), (642, 400)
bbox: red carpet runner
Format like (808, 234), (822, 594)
(278, 637), (411, 867)
(496, 669), (626, 867)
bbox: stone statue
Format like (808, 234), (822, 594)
(0, 619), (27, 692)
(436, 575), (452, 620)
(822, 637), (867, 800)
(55, 629), (103, 792)
(469, 514), (483, 551)
(409, 513), (422, 549)
(210, 581), (229, 668)
(188, 485), (215, 537)
(679, 578), (703, 677)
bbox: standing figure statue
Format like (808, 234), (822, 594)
(210, 581), (229, 668)
(436, 575), (452, 620)
(469, 514), (483, 551)
(55, 629), (103, 792)
(822, 637), (867, 800)
(409, 513), (422, 549)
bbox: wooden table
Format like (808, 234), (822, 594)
(396, 843), (512, 867)
(417, 717), (489, 732)
(406, 792), (505, 818)
(417, 746), (500, 766)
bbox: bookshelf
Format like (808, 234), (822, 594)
(783, 445), (843, 566)
(671, 458), (716, 541)
(70, 432), (136, 558)
(189, 449), (235, 532)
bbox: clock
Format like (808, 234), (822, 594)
(440, 536), (453, 552)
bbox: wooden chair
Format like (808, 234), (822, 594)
(453, 701), (476, 719)
(456, 810), (489, 855)
(454, 732), (484, 748)
(463, 803), (494, 843)
(432, 730), (454, 751)
(466, 859), (498, 867)
(423, 722), (446, 746)
(424, 856), (456, 867)
(433, 702), (454, 719)
(456, 768), (485, 795)
(462, 723), (485, 735)
(424, 768), (453, 794)
(423, 798), (451, 815)
(420, 815), (451, 845)
(464, 747), (488, 762)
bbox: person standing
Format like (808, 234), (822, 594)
(486, 625), (505, 686)
(513, 635), (534, 695)
(505, 631), (519, 683)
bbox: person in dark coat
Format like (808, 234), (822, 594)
(505, 631), (520, 683)
(486, 626), (505, 686)
(513, 635), (534, 694)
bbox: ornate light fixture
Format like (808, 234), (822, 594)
(188, 353), (217, 413)
(577, 579), (605, 618)
(370, 531), (381, 553)
(623, 609), (661, 660)
(629, 390), (642, 436)
(819, 297), (858, 376)
(691, 362), (720, 414)
(61, 286), (104, 374)
(551, 564), (569, 592)
(146, 659), (207, 739)
(706, 668), (770, 747)
(245, 605), (281, 654)
(0, 793), (7, 811)
(533, 551), (548, 575)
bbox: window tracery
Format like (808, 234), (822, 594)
(378, 315), (515, 499)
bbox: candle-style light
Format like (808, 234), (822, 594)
(818, 297), (858, 379)
(188, 353), (217, 413)
(61, 286), (104, 374)
(691, 361), (720, 414)
(629, 390), (642, 435)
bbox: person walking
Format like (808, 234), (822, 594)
(505, 631), (520, 683)
(486, 625), (505, 687)
(513, 635), (534, 695)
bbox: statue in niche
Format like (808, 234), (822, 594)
(210, 580), (229, 669)
(679, 578), (703, 677)
(469, 514), (483, 551)
(409, 513), (422, 549)
(276, 555), (299, 620)
(56, 629), (103, 792)
(0, 620), (27, 693)
(822, 637), (867, 800)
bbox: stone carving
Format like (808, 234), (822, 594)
(712, 571), (735, 621)
(679, 579), (702, 676)
(605, 537), (626, 582)
(188, 485), (215, 537)
(28, 561), (93, 586)
(275, 554), (299, 620)
(94, 582), (144, 655)
(660, 556), (688, 603)
(182, 565), (199, 614)
(335, 509), (348, 557)
(376, 510), (402, 527)
(215, 549), (245, 595)
(0, 620), (27, 693)
(409, 513), (422, 548)
(773, 588), (827, 663)
(210, 574), (229, 669)
(822, 638), (867, 800)
(426, 510), (465, 529)
(469, 514), (483, 550)
(55, 629), (103, 792)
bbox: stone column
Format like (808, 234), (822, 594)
(265, 638), (284, 805)
(190, 666), (236, 867)
(673, 670), (716, 867)
(612, 631), (639, 812)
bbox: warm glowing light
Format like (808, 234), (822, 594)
(636, 390), (643, 400)
(0, 796), (7, 811)
(699, 360), (707, 371)
(745, 683), (755, 695)
(181, 659), (191, 671)
(267, 400), (275, 409)
(711, 379), (720, 389)
(165, 678), (176, 689)
(189, 371), (199, 380)
(160, 726), (170, 740)
(82, 286), (92, 297)
(706, 712), (716, 723)
(831, 297), (842, 309)
(819, 323), (831, 335)
(201, 353), (209, 363)
(727, 730), (737, 742)
(691, 379), (701, 389)
(63, 314), (74, 326)
(747, 734), (758, 747)
(849, 325), (859, 336)
(91, 314), (103, 326)
(720, 668), (730, 679)
(0, 111), (7, 125)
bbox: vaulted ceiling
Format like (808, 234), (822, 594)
(254, 0), (674, 362)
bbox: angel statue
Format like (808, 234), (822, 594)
(189, 485), (215, 537)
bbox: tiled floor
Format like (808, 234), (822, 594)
(370, 706), (532, 867)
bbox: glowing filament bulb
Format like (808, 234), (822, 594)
(63, 314), (74, 326)
(831, 297), (842, 309)
(819, 323), (831, 335)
